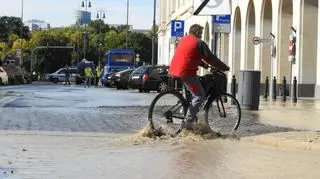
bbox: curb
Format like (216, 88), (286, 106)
(242, 132), (320, 152)
(0, 130), (130, 138)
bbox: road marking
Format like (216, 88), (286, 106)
(0, 96), (18, 107)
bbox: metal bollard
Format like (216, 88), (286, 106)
(282, 77), (286, 102)
(231, 75), (236, 105)
(272, 76), (277, 101)
(293, 76), (297, 103)
(264, 76), (269, 100)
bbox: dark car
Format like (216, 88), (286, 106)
(111, 69), (134, 89)
(128, 65), (174, 92)
(101, 69), (121, 87)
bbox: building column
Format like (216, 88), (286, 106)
(227, 8), (236, 85)
(316, 1), (320, 98)
(272, 0), (280, 80)
(254, 0), (263, 70)
(292, 0), (303, 96)
(240, 13), (247, 70)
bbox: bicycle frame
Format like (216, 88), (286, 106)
(183, 69), (228, 118)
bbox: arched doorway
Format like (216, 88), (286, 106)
(246, 1), (255, 69)
(261, 0), (273, 82)
(233, 7), (241, 79)
(301, 0), (318, 97)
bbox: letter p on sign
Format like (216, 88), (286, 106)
(174, 22), (182, 31)
(171, 20), (185, 37)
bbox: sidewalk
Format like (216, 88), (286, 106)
(241, 98), (320, 151)
(254, 98), (320, 131)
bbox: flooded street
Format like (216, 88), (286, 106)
(0, 131), (319, 179)
(0, 83), (319, 178)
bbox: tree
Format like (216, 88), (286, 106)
(28, 29), (73, 73)
(0, 42), (9, 59)
(128, 32), (153, 65)
(0, 16), (30, 40)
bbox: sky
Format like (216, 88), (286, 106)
(0, 0), (159, 29)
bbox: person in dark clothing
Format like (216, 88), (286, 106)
(65, 65), (71, 86)
(169, 24), (230, 130)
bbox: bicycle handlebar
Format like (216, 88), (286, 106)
(208, 67), (227, 76)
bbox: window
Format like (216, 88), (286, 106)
(69, 68), (78, 74)
(58, 69), (66, 74)
(110, 53), (134, 63)
(151, 67), (167, 76)
(133, 66), (148, 74)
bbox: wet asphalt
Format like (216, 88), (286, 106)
(0, 82), (297, 137)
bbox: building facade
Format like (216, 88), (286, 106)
(158, 0), (320, 98)
(25, 19), (50, 31)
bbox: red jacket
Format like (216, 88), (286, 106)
(169, 35), (229, 78)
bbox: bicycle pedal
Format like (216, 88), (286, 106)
(167, 119), (173, 124)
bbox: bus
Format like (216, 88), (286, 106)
(104, 49), (135, 73)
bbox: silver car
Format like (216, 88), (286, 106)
(0, 67), (9, 85)
(46, 68), (78, 83)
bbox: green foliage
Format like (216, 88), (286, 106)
(0, 16), (30, 40)
(0, 15), (157, 75)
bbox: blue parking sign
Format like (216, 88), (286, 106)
(213, 15), (231, 24)
(171, 20), (185, 37)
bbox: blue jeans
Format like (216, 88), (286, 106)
(181, 76), (206, 119)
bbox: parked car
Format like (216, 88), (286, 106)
(0, 67), (9, 85)
(101, 69), (120, 87)
(128, 65), (174, 92)
(111, 69), (134, 89)
(46, 67), (78, 83)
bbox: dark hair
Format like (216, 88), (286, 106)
(188, 24), (204, 36)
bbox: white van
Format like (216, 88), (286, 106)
(0, 67), (9, 85)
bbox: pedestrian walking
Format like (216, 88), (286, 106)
(95, 66), (101, 87)
(84, 66), (93, 88)
(64, 65), (71, 86)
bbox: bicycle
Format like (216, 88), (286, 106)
(148, 68), (241, 136)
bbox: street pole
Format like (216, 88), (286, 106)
(125, 0), (129, 49)
(97, 10), (105, 69)
(82, 0), (91, 60)
(151, 0), (156, 67)
(20, 0), (24, 67)
(269, 33), (275, 101)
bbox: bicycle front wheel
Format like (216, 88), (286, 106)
(148, 90), (187, 136)
(204, 93), (241, 134)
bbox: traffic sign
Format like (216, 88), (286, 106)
(214, 15), (231, 24)
(171, 20), (185, 37)
(252, 36), (272, 45)
(193, 0), (232, 15)
(213, 15), (231, 33)
(252, 36), (261, 45)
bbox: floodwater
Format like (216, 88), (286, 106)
(1, 126), (320, 179)
(1, 85), (320, 178)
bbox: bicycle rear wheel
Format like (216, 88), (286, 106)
(148, 90), (187, 136)
(204, 93), (241, 134)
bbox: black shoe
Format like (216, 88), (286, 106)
(181, 116), (197, 130)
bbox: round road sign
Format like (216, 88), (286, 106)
(252, 36), (261, 45)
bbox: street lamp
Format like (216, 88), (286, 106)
(96, 10), (106, 69)
(81, 0), (92, 60)
(20, 0), (24, 67)
(125, 0), (129, 49)
(151, 0), (156, 67)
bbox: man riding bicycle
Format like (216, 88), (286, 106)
(169, 24), (230, 130)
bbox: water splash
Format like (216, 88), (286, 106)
(135, 121), (240, 143)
